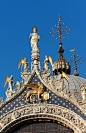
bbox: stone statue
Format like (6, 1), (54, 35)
(48, 77), (57, 90)
(42, 55), (52, 82)
(43, 55), (53, 71)
(13, 80), (23, 92)
(42, 56), (51, 82)
(69, 89), (79, 102)
(23, 57), (29, 72)
(29, 26), (40, 51)
(18, 57), (30, 83)
(44, 55), (49, 71)
(18, 57), (29, 72)
(4, 75), (13, 90)
(80, 85), (86, 103)
(57, 74), (67, 96)
(4, 75), (16, 100)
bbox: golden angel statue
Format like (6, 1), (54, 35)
(4, 75), (13, 89)
(18, 57), (29, 72)
(43, 55), (53, 71)
(4, 75), (16, 99)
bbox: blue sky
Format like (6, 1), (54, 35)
(0, 0), (86, 101)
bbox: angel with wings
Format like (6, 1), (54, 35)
(18, 57), (29, 72)
(4, 75), (13, 89)
(4, 75), (16, 99)
(43, 55), (53, 72)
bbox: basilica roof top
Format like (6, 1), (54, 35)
(0, 15), (86, 133)
(53, 74), (86, 99)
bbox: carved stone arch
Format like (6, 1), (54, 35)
(1, 115), (74, 133)
(0, 114), (83, 133)
(0, 104), (86, 133)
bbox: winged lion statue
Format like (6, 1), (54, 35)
(19, 82), (45, 101)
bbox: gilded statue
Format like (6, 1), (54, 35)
(4, 75), (16, 99)
(19, 83), (45, 102)
(42, 55), (53, 82)
(18, 57), (29, 72)
(24, 82), (45, 100)
(43, 55), (53, 71)
(4, 75), (13, 89)
(59, 71), (68, 82)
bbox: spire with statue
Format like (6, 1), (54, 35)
(29, 26), (41, 70)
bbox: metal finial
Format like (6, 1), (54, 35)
(69, 48), (83, 76)
(50, 14), (70, 44)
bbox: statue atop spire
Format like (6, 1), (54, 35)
(29, 26), (40, 52)
(29, 26), (40, 70)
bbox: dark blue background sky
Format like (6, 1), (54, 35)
(0, 0), (86, 101)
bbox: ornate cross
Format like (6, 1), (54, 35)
(69, 48), (83, 76)
(50, 15), (70, 43)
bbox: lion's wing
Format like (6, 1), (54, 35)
(24, 83), (38, 90)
